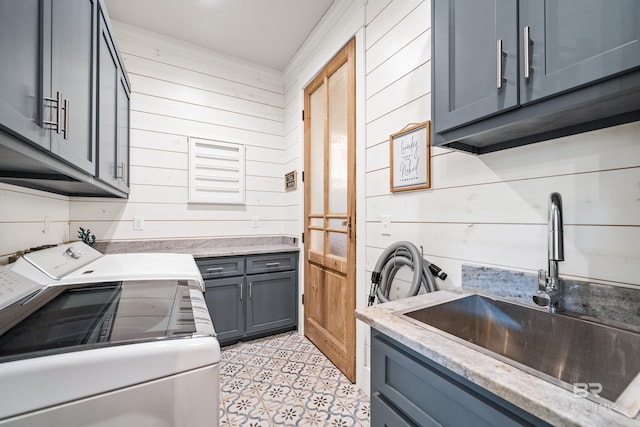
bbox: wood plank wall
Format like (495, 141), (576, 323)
(69, 22), (289, 242)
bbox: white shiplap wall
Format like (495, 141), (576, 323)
(69, 22), (289, 241)
(363, 0), (640, 288)
(283, 0), (640, 392)
(0, 183), (69, 263)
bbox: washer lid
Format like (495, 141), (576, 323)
(0, 279), (199, 363)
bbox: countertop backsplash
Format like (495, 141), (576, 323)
(462, 265), (640, 334)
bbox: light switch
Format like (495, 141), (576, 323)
(381, 215), (391, 236)
(252, 216), (260, 228)
(43, 216), (50, 234)
(133, 216), (145, 231)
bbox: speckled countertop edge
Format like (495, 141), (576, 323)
(356, 290), (640, 427)
(188, 244), (298, 258)
(93, 237), (299, 258)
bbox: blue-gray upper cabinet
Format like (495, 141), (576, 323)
(0, 0), (129, 197)
(97, 4), (130, 192)
(0, 1), (49, 150)
(520, 0), (640, 103)
(433, 0), (519, 133)
(49, 0), (96, 174)
(433, 0), (640, 154)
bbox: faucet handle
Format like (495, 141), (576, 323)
(533, 291), (551, 308)
(537, 269), (548, 290)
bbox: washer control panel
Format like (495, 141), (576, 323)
(22, 242), (102, 280)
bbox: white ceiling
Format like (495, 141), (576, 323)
(103, 0), (335, 71)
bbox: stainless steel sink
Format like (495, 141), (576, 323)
(396, 294), (640, 417)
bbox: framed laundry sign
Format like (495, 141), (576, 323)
(390, 121), (430, 192)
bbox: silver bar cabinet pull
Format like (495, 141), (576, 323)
(239, 283), (243, 300)
(116, 162), (125, 180)
(206, 267), (223, 273)
(524, 26), (532, 79)
(63, 98), (70, 139)
(497, 39), (506, 89)
(265, 262), (280, 268)
(56, 91), (63, 134)
(43, 91), (63, 133)
(249, 282), (252, 299)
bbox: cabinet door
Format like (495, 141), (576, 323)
(246, 271), (297, 336)
(117, 75), (130, 192)
(49, 0), (95, 173)
(433, 0), (518, 133)
(97, 10), (118, 188)
(371, 332), (548, 427)
(370, 393), (421, 427)
(204, 277), (244, 343)
(520, 0), (640, 104)
(0, 0), (49, 149)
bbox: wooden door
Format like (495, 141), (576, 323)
(303, 39), (356, 382)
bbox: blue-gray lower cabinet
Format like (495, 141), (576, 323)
(202, 276), (244, 344)
(370, 330), (552, 427)
(246, 271), (297, 336)
(198, 253), (298, 346)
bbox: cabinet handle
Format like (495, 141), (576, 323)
(249, 282), (252, 299)
(116, 162), (125, 180)
(206, 267), (223, 273)
(265, 262), (280, 268)
(497, 39), (506, 89)
(43, 91), (63, 133)
(62, 98), (70, 140)
(239, 283), (243, 301)
(524, 26), (533, 79)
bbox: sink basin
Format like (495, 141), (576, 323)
(396, 294), (640, 417)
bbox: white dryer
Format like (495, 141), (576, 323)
(0, 242), (220, 427)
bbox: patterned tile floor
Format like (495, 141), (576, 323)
(219, 332), (370, 426)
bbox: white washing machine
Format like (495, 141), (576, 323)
(0, 242), (220, 427)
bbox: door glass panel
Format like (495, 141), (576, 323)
(309, 83), (326, 214)
(310, 230), (324, 253)
(309, 218), (324, 254)
(328, 232), (347, 258)
(327, 63), (348, 214)
(328, 218), (347, 231)
(310, 217), (323, 228)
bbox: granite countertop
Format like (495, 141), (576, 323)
(187, 244), (298, 258)
(355, 289), (640, 427)
(93, 236), (299, 258)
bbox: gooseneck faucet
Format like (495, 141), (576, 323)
(533, 192), (564, 312)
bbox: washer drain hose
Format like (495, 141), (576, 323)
(368, 241), (447, 305)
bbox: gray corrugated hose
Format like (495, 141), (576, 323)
(368, 241), (447, 305)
